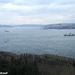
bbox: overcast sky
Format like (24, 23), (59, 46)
(0, 0), (75, 25)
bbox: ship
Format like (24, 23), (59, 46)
(64, 33), (75, 36)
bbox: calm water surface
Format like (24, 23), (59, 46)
(0, 27), (75, 58)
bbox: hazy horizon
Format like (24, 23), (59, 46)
(0, 23), (75, 26)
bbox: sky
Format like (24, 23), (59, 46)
(0, 0), (75, 25)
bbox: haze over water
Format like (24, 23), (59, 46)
(0, 27), (75, 58)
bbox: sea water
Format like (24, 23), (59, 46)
(0, 27), (75, 58)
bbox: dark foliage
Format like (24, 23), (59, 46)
(0, 56), (40, 75)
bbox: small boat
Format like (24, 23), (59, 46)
(5, 30), (9, 32)
(64, 33), (75, 36)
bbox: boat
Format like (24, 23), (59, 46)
(5, 30), (9, 32)
(64, 33), (75, 36)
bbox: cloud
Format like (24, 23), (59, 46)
(13, 0), (75, 6)
(0, 0), (75, 24)
(0, 0), (15, 3)
(1, 3), (75, 15)
(58, 0), (75, 5)
(14, 0), (55, 5)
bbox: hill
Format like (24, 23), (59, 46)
(43, 23), (75, 29)
(0, 51), (75, 75)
